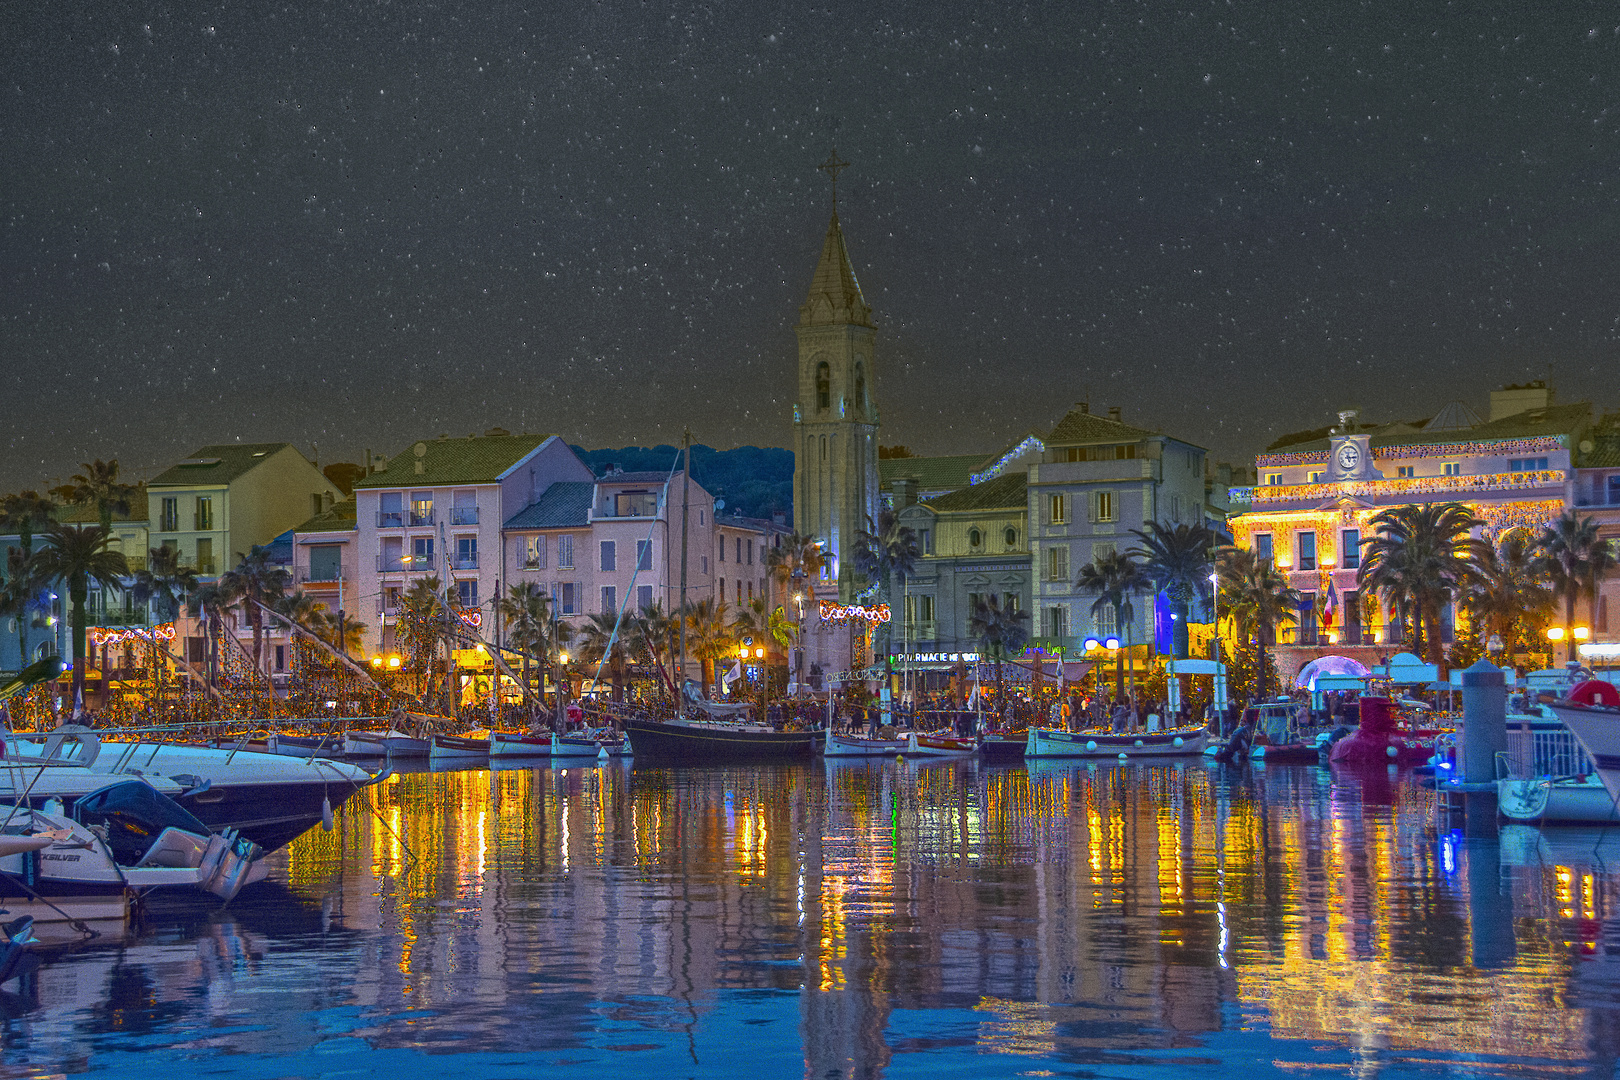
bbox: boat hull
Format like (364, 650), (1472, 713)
(624, 717), (822, 764)
(1251, 742), (1321, 765)
(904, 733), (977, 758)
(1025, 726), (1210, 759)
(428, 735), (490, 761)
(488, 732), (553, 758)
(1548, 701), (1620, 806)
(823, 733), (906, 757)
(980, 735), (1027, 763)
(1497, 774), (1620, 824)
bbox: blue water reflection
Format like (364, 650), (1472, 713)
(1, 760), (1616, 1077)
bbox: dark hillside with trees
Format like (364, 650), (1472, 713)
(571, 445), (793, 525)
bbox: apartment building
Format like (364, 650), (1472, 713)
(351, 430), (593, 655)
(147, 443), (338, 579)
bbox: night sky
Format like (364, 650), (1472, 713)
(8, 2), (1620, 486)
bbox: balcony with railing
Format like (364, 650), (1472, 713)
(448, 553), (479, 571)
(297, 566), (343, 585)
(377, 553), (435, 572)
(376, 511), (404, 528)
(450, 506), (478, 525)
(410, 509), (435, 527)
(1247, 468), (1567, 510)
(592, 492), (661, 520)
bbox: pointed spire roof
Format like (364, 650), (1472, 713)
(798, 212), (873, 328)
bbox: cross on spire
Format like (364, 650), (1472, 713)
(818, 147), (850, 212)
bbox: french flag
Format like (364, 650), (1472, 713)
(1323, 579), (1339, 627)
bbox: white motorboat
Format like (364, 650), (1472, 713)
(5, 728), (378, 852)
(1546, 697), (1620, 807)
(1498, 773), (1620, 824)
(1025, 725), (1210, 759)
(0, 778), (268, 902)
(823, 732), (907, 758)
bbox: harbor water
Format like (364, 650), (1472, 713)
(3, 759), (1618, 1077)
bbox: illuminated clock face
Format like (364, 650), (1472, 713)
(1337, 443), (1361, 472)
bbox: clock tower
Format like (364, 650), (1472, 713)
(1329, 432), (1379, 482)
(792, 152), (879, 598)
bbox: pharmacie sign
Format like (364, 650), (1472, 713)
(889, 652), (980, 665)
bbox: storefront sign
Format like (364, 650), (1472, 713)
(894, 652), (980, 664)
(819, 601), (890, 625)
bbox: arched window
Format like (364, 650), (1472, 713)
(855, 361), (867, 412)
(816, 362), (831, 411)
(1004, 527), (1017, 547)
(968, 527), (982, 548)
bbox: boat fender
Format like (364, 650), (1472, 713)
(321, 794), (334, 832)
(1173, 737), (1184, 748)
(1086, 741), (1097, 751)
(895, 755), (905, 762)
(1386, 745), (1399, 759)
(1134, 739), (1144, 748)
(1118, 752), (1128, 760)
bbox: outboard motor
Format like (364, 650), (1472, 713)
(0, 914), (38, 985)
(196, 829), (266, 902)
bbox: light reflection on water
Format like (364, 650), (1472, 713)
(1, 760), (1617, 1077)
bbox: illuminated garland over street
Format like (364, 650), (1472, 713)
(819, 601), (891, 625)
(89, 622), (176, 646)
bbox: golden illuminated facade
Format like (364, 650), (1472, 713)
(1228, 394), (1589, 675)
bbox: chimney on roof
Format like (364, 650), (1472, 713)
(1490, 380), (1555, 422)
(893, 478), (918, 509)
(484, 427), (511, 437)
(1077, 402), (1089, 414)
(1107, 406), (1122, 422)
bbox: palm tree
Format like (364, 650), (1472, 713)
(577, 612), (632, 702)
(1, 491), (58, 557)
(1128, 520), (1222, 659)
(187, 581), (233, 689)
(1461, 532), (1553, 664)
(729, 597), (796, 712)
(631, 602), (683, 699)
(52, 460), (139, 531)
(397, 576), (454, 709)
(852, 509), (921, 656)
(766, 532), (828, 598)
(132, 545), (199, 623)
(0, 546), (46, 672)
(1217, 546), (1303, 700)
(320, 613), (368, 658)
(1533, 512), (1618, 664)
(683, 597), (735, 697)
(968, 594), (1031, 722)
(766, 532), (828, 687)
(496, 582), (551, 701)
(34, 523), (128, 706)
(220, 545), (291, 675)
(275, 590), (329, 632)
(1357, 502), (1491, 670)
(1075, 549), (1152, 699)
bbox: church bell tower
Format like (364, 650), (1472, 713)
(792, 150), (879, 599)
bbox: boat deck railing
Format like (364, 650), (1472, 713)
(1499, 726), (1593, 780)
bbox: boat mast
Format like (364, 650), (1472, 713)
(678, 428), (691, 704)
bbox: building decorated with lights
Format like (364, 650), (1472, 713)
(1227, 382), (1593, 679)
